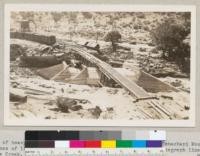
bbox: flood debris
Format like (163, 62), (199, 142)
(88, 106), (102, 119)
(161, 95), (173, 100)
(10, 89), (27, 103)
(56, 97), (77, 113)
(19, 55), (64, 68)
(11, 32), (56, 45)
(56, 97), (86, 113)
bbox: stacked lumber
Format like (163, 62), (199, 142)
(20, 55), (62, 68)
(86, 67), (100, 86)
(10, 32), (56, 45)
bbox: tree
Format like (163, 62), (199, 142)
(82, 12), (93, 19)
(51, 12), (63, 24)
(104, 31), (122, 52)
(68, 12), (78, 41)
(151, 18), (190, 73)
(19, 11), (34, 21)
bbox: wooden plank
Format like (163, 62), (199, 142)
(51, 61), (68, 80)
(138, 107), (154, 119)
(147, 101), (170, 119)
(152, 100), (173, 119)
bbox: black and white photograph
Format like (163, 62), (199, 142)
(4, 4), (196, 126)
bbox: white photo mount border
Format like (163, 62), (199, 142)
(4, 4), (196, 127)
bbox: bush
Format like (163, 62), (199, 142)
(151, 18), (190, 73)
(51, 12), (63, 23)
(104, 31), (122, 43)
(143, 26), (150, 31)
(143, 20), (151, 25)
(104, 31), (122, 52)
(132, 16), (137, 22)
(82, 12), (93, 19)
(134, 24), (142, 30)
(137, 13), (145, 19)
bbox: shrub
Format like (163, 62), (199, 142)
(134, 24), (142, 30)
(143, 26), (150, 31)
(150, 18), (190, 73)
(104, 31), (122, 52)
(143, 20), (151, 25)
(51, 12), (63, 23)
(104, 31), (122, 43)
(132, 16), (137, 22)
(82, 12), (93, 19)
(137, 13), (145, 19)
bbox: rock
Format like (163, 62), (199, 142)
(10, 92), (27, 103)
(107, 107), (114, 111)
(45, 116), (51, 119)
(70, 105), (83, 111)
(130, 41), (137, 45)
(56, 97), (77, 113)
(161, 95), (173, 100)
(150, 48), (158, 54)
(88, 106), (102, 119)
(107, 89), (118, 94)
(10, 44), (24, 61)
(41, 46), (53, 54)
(184, 105), (190, 110)
(11, 82), (20, 88)
(149, 63), (154, 67)
(80, 99), (88, 104)
(148, 42), (155, 46)
(170, 80), (182, 87)
(44, 101), (54, 106)
(139, 47), (147, 52)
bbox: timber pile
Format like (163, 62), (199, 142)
(20, 55), (63, 68)
(10, 90), (27, 103)
(10, 32), (56, 45)
(137, 97), (188, 120)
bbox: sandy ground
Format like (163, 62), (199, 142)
(10, 78), (189, 120)
(10, 66), (189, 121)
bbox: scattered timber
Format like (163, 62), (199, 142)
(10, 89), (27, 103)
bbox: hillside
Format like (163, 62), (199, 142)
(10, 12), (187, 44)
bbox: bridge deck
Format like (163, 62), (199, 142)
(69, 45), (151, 99)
